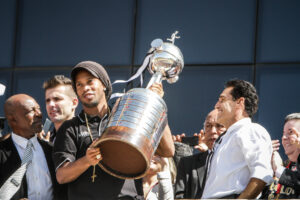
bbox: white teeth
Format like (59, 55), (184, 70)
(85, 94), (94, 98)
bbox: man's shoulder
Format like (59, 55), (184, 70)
(0, 135), (17, 162)
(58, 114), (82, 132)
(236, 121), (270, 138)
(251, 122), (269, 131)
(54, 115), (83, 145)
(250, 122), (272, 141)
(0, 134), (13, 149)
(233, 121), (272, 149)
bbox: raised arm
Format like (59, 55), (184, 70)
(156, 124), (175, 157)
(148, 83), (174, 157)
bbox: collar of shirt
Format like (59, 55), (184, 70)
(223, 117), (251, 140)
(11, 132), (38, 151)
(11, 132), (53, 200)
(78, 110), (107, 124)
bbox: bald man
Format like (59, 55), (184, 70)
(0, 94), (61, 200)
(174, 109), (226, 199)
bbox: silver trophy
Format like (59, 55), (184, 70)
(95, 31), (184, 179)
(147, 31), (184, 87)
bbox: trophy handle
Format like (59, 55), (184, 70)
(146, 71), (163, 89)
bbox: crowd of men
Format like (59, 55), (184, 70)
(0, 60), (299, 200)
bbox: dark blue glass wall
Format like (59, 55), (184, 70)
(0, 0), (299, 160)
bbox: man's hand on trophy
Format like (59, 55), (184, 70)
(86, 147), (102, 166)
(148, 83), (164, 98)
(86, 139), (102, 166)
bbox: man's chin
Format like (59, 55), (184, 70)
(207, 141), (215, 149)
(288, 155), (298, 162)
(33, 127), (43, 134)
(83, 101), (99, 108)
(51, 117), (64, 123)
(286, 151), (299, 162)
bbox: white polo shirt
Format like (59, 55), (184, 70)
(202, 118), (273, 199)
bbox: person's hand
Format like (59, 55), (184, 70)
(152, 155), (169, 172)
(194, 129), (209, 152)
(271, 151), (283, 174)
(289, 128), (300, 148)
(272, 139), (280, 152)
(172, 133), (186, 142)
(86, 139), (102, 166)
(148, 83), (164, 98)
(37, 130), (50, 142)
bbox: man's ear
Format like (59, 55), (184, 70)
(72, 98), (79, 109)
(237, 97), (245, 107)
(6, 114), (17, 127)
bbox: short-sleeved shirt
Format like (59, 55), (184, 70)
(53, 110), (141, 200)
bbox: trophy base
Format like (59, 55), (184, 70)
(94, 126), (153, 179)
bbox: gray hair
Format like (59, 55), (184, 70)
(284, 113), (300, 123)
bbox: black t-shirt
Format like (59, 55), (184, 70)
(53, 110), (142, 200)
(260, 162), (299, 199)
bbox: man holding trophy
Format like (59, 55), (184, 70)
(53, 32), (183, 199)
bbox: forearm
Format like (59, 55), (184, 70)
(56, 156), (91, 184)
(156, 124), (175, 157)
(238, 178), (266, 199)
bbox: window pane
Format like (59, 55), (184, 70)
(135, 0), (256, 65)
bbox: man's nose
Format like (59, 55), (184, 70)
(212, 132), (219, 139)
(35, 109), (42, 117)
(211, 126), (217, 134)
(282, 135), (288, 140)
(83, 84), (91, 92)
(215, 101), (220, 109)
(48, 100), (55, 107)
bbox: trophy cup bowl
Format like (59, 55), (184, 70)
(148, 42), (184, 84)
(94, 32), (184, 179)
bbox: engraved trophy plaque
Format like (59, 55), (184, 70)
(95, 31), (184, 179)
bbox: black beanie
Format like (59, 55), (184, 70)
(71, 61), (112, 100)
